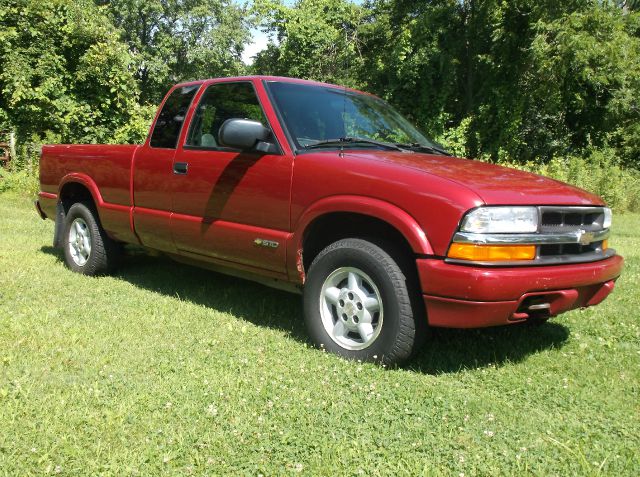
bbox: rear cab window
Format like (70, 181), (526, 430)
(149, 84), (201, 149)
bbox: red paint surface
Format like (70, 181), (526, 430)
(420, 255), (622, 327)
(38, 75), (624, 328)
(417, 255), (623, 302)
(424, 280), (617, 328)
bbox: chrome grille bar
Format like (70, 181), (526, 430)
(453, 228), (609, 246)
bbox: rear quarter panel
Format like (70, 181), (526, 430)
(41, 144), (137, 204)
(40, 144), (139, 242)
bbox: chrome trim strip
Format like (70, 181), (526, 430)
(453, 229), (609, 245)
(538, 205), (606, 214)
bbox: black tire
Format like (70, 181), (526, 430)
(369, 236), (429, 357)
(303, 238), (417, 366)
(62, 202), (121, 275)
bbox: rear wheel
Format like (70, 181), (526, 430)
(63, 202), (121, 275)
(303, 238), (418, 365)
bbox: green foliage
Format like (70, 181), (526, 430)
(252, 0), (366, 87)
(434, 116), (472, 158)
(112, 103), (157, 144)
(255, 1), (639, 168)
(359, 1), (640, 166)
(356, 0), (472, 139)
(0, 168), (39, 195)
(0, 0), (144, 145)
(102, 0), (250, 103)
(497, 149), (640, 213)
(1, 0), (639, 209)
(521, 4), (640, 163)
(0, 0), (252, 165)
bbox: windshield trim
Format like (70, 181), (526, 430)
(262, 80), (301, 154)
(303, 136), (407, 153)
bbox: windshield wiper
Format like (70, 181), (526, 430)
(304, 137), (406, 152)
(395, 142), (452, 156)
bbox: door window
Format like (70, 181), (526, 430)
(185, 82), (267, 149)
(149, 84), (200, 149)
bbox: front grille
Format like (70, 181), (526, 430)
(448, 206), (612, 266)
(536, 206), (608, 262)
(539, 242), (604, 257)
(540, 207), (605, 233)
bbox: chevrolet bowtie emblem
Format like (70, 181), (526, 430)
(578, 230), (595, 246)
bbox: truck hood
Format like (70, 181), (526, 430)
(346, 150), (603, 206)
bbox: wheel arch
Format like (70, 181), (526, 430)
(55, 175), (110, 246)
(58, 173), (103, 213)
(289, 196), (433, 284)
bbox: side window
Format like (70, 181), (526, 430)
(186, 82), (267, 149)
(150, 84), (200, 149)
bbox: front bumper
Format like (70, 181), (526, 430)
(417, 255), (624, 328)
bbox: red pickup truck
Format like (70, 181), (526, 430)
(36, 76), (623, 365)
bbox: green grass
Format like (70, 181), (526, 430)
(0, 192), (638, 476)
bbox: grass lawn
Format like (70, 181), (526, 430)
(0, 191), (638, 476)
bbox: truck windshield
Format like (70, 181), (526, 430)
(266, 81), (441, 152)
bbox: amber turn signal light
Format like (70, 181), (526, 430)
(602, 239), (608, 250)
(448, 243), (536, 261)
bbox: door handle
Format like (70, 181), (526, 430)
(173, 162), (188, 175)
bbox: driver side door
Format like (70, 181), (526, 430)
(170, 80), (293, 276)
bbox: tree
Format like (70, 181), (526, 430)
(99, 0), (251, 103)
(356, 0), (474, 139)
(252, 0), (365, 87)
(358, 0), (640, 164)
(527, 4), (640, 163)
(0, 0), (147, 145)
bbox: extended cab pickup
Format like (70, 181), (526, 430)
(36, 76), (624, 365)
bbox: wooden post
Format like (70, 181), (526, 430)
(9, 132), (16, 164)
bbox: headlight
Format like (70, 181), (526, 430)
(603, 207), (612, 229)
(460, 207), (539, 234)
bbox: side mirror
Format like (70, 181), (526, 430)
(218, 118), (276, 153)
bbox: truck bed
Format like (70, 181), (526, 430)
(40, 144), (138, 203)
(39, 144), (140, 243)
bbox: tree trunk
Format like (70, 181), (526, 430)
(464, 0), (475, 116)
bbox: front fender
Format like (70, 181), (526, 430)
(288, 195), (434, 282)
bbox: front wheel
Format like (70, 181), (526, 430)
(303, 238), (418, 366)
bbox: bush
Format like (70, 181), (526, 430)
(112, 104), (156, 144)
(0, 168), (39, 196)
(496, 148), (640, 213)
(0, 0), (144, 147)
(435, 116), (472, 158)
